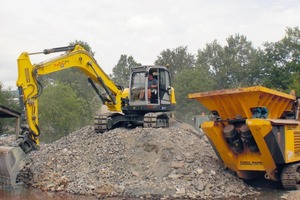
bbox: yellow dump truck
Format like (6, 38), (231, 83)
(189, 86), (300, 189)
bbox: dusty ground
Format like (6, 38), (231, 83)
(281, 190), (300, 200)
(1, 121), (300, 199)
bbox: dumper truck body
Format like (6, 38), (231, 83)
(189, 86), (300, 189)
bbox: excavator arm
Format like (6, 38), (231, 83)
(1, 45), (129, 187)
(16, 45), (128, 152)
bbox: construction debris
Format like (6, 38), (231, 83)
(16, 126), (260, 199)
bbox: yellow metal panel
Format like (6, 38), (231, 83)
(285, 127), (300, 163)
(247, 119), (278, 180)
(201, 121), (239, 172)
(189, 86), (295, 119)
(202, 120), (267, 179)
(237, 152), (265, 171)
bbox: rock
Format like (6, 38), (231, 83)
(171, 162), (184, 169)
(196, 168), (204, 174)
(96, 184), (113, 196)
(175, 155), (183, 161)
(168, 174), (182, 179)
(14, 125), (259, 199)
(195, 182), (205, 191)
(176, 188), (185, 195)
(132, 170), (140, 177)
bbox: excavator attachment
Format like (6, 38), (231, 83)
(0, 106), (28, 188)
(0, 146), (29, 188)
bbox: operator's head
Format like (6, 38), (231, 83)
(149, 73), (153, 80)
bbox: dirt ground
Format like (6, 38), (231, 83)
(282, 190), (300, 200)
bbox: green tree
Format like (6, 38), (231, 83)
(262, 27), (300, 94)
(196, 35), (264, 90)
(0, 83), (16, 109)
(111, 54), (141, 87)
(196, 40), (224, 89)
(35, 40), (102, 142)
(42, 40), (97, 99)
(173, 66), (215, 123)
(155, 46), (200, 123)
(38, 83), (92, 142)
(41, 40), (95, 85)
(0, 83), (19, 134)
(224, 34), (265, 88)
(70, 40), (95, 56)
(155, 46), (195, 79)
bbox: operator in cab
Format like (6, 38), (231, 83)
(139, 73), (157, 102)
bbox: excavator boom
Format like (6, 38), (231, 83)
(16, 45), (127, 147)
(1, 45), (127, 187)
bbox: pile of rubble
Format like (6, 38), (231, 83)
(0, 134), (16, 145)
(19, 124), (260, 199)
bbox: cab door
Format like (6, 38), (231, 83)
(158, 69), (171, 104)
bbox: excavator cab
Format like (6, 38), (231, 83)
(95, 65), (176, 132)
(129, 66), (173, 106)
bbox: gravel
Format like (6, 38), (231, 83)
(15, 123), (260, 199)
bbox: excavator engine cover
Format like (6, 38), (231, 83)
(0, 146), (28, 188)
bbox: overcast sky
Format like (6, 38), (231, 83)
(0, 0), (299, 89)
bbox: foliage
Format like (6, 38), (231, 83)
(155, 30), (299, 123)
(0, 83), (18, 109)
(4, 27), (299, 139)
(42, 40), (97, 98)
(69, 40), (95, 56)
(173, 66), (215, 123)
(154, 46), (210, 123)
(38, 83), (93, 142)
(0, 83), (19, 134)
(36, 40), (102, 142)
(262, 27), (300, 94)
(197, 35), (264, 90)
(196, 40), (224, 89)
(41, 68), (97, 101)
(111, 55), (141, 87)
(155, 46), (195, 79)
(223, 34), (265, 88)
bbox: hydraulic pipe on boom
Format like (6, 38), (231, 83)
(16, 45), (128, 153)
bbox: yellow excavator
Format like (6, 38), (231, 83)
(189, 86), (300, 190)
(0, 45), (176, 187)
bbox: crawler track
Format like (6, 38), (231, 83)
(143, 112), (169, 128)
(281, 162), (300, 190)
(95, 112), (170, 133)
(94, 113), (110, 133)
